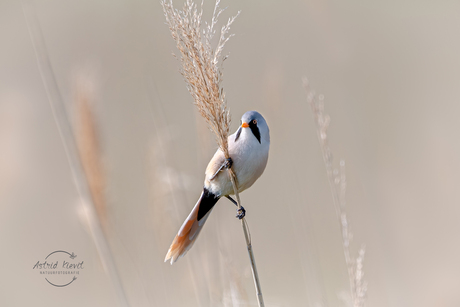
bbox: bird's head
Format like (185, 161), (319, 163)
(235, 111), (270, 144)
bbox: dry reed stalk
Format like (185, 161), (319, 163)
(75, 86), (108, 233)
(161, 1), (265, 306)
(303, 78), (367, 307)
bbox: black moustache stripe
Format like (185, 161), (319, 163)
(250, 124), (261, 144)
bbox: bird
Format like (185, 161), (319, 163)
(164, 111), (270, 264)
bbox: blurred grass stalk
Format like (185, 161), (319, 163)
(22, 2), (129, 306)
(303, 78), (367, 307)
(161, 0), (265, 305)
(147, 90), (205, 306)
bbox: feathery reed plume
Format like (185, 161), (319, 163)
(162, 1), (265, 306)
(303, 78), (367, 307)
(161, 0), (238, 156)
(75, 83), (108, 233)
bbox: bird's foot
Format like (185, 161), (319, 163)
(225, 157), (233, 169)
(236, 206), (246, 220)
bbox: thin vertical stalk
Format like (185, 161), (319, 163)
(303, 78), (367, 307)
(227, 168), (265, 307)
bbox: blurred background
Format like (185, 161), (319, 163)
(1, 0), (460, 306)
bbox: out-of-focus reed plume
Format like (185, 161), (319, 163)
(161, 1), (265, 306)
(0, 100), (26, 196)
(75, 81), (107, 233)
(303, 78), (367, 307)
(22, 2), (129, 305)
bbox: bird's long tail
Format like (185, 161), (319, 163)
(164, 188), (219, 264)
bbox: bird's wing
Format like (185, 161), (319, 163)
(205, 148), (226, 182)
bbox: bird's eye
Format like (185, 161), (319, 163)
(252, 119), (257, 125)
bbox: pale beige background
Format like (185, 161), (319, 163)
(1, 0), (460, 306)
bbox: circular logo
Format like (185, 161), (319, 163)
(33, 250), (84, 287)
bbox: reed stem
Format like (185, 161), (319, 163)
(227, 168), (265, 307)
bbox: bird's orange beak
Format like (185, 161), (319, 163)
(241, 122), (249, 128)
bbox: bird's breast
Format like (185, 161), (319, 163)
(204, 132), (269, 197)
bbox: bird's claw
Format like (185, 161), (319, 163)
(236, 206), (246, 220)
(225, 157), (233, 169)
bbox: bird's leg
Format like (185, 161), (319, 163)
(226, 195), (246, 220)
(226, 195), (238, 206)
